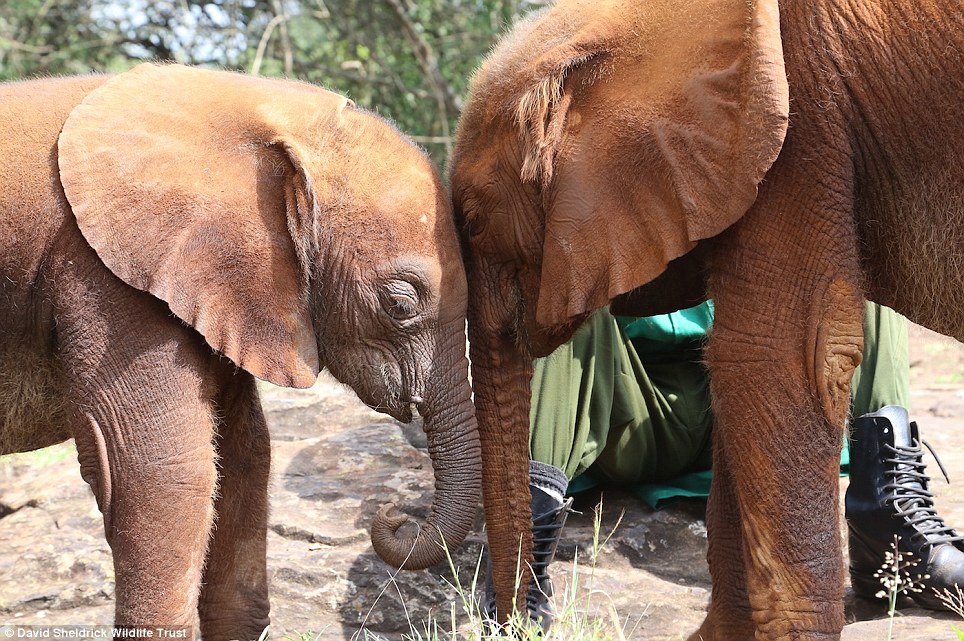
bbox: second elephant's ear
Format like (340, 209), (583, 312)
(58, 63), (351, 388)
(522, 0), (789, 327)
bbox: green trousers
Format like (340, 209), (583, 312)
(529, 302), (910, 484)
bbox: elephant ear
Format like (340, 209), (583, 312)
(521, 0), (789, 327)
(58, 63), (351, 388)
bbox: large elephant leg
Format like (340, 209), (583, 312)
(54, 245), (219, 630)
(697, 135), (863, 639)
(67, 347), (219, 629)
(198, 371), (272, 640)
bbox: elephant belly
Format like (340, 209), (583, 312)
(0, 340), (69, 456)
(859, 159), (964, 342)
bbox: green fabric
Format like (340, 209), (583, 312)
(840, 300), (911, 469)
(615, 301), (715, 355)
(529, 302), (910, 509)
(631, 470), (714, 508)
(529, 310), (713, 482)
(568, 469), (715, 508)
(851, 300), (910, 414)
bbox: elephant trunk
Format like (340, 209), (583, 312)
(370, 320), (482, 570)
(467, 308), (536, 622)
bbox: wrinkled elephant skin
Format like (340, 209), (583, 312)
(0, 64), (481, 639)
(449, 1), (962, 639)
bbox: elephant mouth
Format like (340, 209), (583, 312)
(352, 379), (416, 423)
(391, 392), (428, 423)
(387, 401), (416, 424)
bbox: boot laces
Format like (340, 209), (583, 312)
(481, 499), (576, 625)
(882, 438), (964, 548)
(526, 499), (574, 610)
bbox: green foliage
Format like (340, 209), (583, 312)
(0, 0), (122, 79)
(0, 0), (548, 167)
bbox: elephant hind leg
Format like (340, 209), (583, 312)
(198, 368), (271, 641)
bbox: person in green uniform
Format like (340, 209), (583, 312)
(485, 302), (964, 630)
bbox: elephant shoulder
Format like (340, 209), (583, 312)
(0, 75), (109, 292)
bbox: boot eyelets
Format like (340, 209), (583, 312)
(847, 408), (964, 610)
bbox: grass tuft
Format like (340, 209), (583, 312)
(342, 499), (631, 640)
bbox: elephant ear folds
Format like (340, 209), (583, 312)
(517, 51), (603, 187)
(57, 63), (334, 388)
(526, 0), (789, 327)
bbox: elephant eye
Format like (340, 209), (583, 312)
(381, 281), (420, 321)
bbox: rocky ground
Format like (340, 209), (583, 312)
(2, 324), (964, 640)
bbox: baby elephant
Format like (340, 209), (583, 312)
(0, 63), (480, 638)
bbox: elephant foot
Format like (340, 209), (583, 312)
(688, 611), (755, 641)
(691, 609), (845, 641)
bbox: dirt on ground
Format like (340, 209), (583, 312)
(1, 323), (963, 640)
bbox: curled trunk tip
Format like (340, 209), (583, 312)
(369, 327), (481, 571)
(370, 504), (456, 570)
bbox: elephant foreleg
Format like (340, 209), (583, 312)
(699, 140), (863, 639)
(68, 357), (219, 631)
(198, 369), (272, 641)
(54, 246), (220, 632)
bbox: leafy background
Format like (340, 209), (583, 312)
(0, 0), (549, 167)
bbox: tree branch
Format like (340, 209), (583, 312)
(382, 0), (461, 153)
(250, 13), (288, 75)
(0, 37), (53, 54)
(272, 0), (294, 75)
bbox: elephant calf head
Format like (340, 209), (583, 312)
(56, 63), (481, 570)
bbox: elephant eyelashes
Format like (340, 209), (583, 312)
(381, 281), (421, 321)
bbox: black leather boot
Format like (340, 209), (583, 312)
(846, 405), (964, 609)
(484, 460), (573, 632)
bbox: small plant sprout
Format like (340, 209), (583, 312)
(935, 584), (964, 640)
(873, 536), (929, 640)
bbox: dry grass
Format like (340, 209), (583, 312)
(341, 500), (636, 641)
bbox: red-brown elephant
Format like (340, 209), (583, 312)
(449, 0), (962, 638)
(0, 64), (481, 638)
